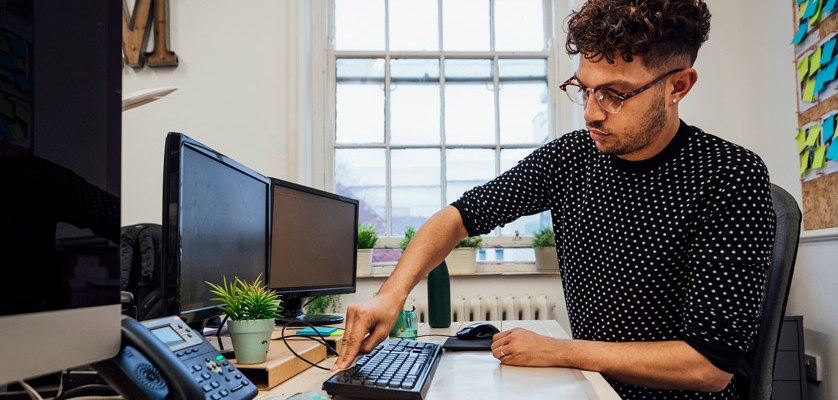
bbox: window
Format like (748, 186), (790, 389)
(329, 0), (557, 246)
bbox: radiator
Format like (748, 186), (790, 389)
(414, 294), (557, 323)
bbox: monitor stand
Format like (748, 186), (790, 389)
(275, 297), (344, 327)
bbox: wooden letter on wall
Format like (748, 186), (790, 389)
(123, 0), (178, 68)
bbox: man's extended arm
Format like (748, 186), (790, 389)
(490, 328), (732, 392)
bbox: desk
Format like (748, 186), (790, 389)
(256, 320), (622, 400)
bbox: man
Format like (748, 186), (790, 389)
(333, 1), (776, 399)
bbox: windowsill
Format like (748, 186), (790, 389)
(357, 262), (559, 278)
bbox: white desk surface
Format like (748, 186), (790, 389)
(257, 320), (622, 400)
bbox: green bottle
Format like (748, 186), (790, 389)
(427, 261), (451, 328)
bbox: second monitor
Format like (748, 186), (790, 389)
(269, 178), (358, 326)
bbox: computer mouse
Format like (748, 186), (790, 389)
(456, 322), (500, 340)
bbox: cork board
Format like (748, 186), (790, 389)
(795, 2), (838, 231)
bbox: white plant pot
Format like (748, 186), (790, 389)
(356, 249), (372, 276)
(227, 318), (275, 364)
(534, 246), (559, 271)
(445, 248), (477, 274)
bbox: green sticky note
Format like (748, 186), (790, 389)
(803, 79), (817, 101)
(813, 145), (827, 168)
(13, 57), (23, 70)
(796, 129), (808, 153)
(799, 56), (810, 82)
(9, 121), (23, 140)
(0, 96), (13, 119)
(811, 0), (824, 26)
(14, 102), (29, 124)
(807, 125), (822, 147)
(810, 48), (822, 77)
(801, 151), (810, 174)
(0, 37), (9, 54)
(801, 1), (809, 20)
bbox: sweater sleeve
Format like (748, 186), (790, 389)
(451, 137), (569, 237)
(681, 155), (776, 374)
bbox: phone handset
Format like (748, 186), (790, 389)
(93, 316), (209, 400)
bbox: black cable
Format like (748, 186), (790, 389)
(54, 384), (118, 400)
(302, 296), (319, 308)
(280, 321), (340, 370)
(416, 334), (455, 338)
(216, 314), (229, 351)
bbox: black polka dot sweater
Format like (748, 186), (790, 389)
(452, 121), (775, 400)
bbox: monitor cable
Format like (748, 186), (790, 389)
(276, 321), (340, 371)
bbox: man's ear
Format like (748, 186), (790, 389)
(669, 69), (698, 105)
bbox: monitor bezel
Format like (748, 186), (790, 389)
(268, 177), (359, 299)
(161, 133), (272, 324)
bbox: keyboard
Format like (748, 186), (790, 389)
(323, 339), (442, 400)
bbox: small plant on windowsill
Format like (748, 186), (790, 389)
(446, 235), (482, 274)
(356, 223), (378, 277)
(206, 274), (282, 364)
(398, 226), (416, 251)
(532, 227), (558, 271)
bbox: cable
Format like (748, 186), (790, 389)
(280, 321), (341, 370)
(302, 296), (319, 308)
(54, 385), (119, 400)
(416, 334), (455, 338)
(17, 380), (44, 400)
(216, 314), (229, 351)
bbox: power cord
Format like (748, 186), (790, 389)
(17, 380), (44, 400)
(416, 334), (455, 338)
(278, 321), (341, 370)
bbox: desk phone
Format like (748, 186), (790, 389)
(94, 315), (257, 400)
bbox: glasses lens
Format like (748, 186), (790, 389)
(564, 85), (587, 106)
(595, 89), (622, 113)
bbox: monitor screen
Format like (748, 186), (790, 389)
(161, 134), (269, 324)
(0, 0), (122, 385)
(269, 178), (358, 323)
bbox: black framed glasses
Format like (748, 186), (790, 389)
(559, 69), (684, 114)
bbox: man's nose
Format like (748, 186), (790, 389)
(583, 95), (607, 124)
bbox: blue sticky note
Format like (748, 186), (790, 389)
(13, 73), (31, 91)
(800, 0), (808, 3)
(0, 114), (9, 137)
(815, 69), (829, 92)
(826, 140), (838, 159)
(7, 35), (25, 58)
(824, 115), (835, 142)
(0, 53), (14, 71)
(804, 0), (821, 19)
(826, 0), (838, 13)
(828, 57), (838, 79)
(822, 38), (837, 65)
(296, 327), (337, 336)
(792, 23), (809, 44)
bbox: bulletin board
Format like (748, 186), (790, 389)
(792, 0), (838, 230)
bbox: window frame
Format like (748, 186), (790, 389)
(325, 0), (563, 248)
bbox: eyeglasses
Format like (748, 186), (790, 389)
(559, 69), (684, 114)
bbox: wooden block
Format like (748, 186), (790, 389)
(231, 335), (327, 390)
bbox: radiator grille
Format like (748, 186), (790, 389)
(414, 294), (556, 323)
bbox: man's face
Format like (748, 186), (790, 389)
(575, 56), (673, 161)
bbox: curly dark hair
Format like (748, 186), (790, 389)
(566, 0), (711, 70)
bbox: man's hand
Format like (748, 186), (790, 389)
(331, 293), (403, 371)
(489, 328), (563, 366)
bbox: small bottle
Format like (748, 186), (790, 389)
(397, 294), (418, 341)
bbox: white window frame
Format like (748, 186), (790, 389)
(322, 0), (574, 248)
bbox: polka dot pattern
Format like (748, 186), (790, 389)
(453, 122), (775, 400)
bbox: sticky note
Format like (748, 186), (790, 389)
(330, 329), (345, 336)
(0, 115), (9, 137)
(826, 141), (838, 159)
(801, 0), (810, 20)
(7, 35), (25, 58)
(824, 115), (835, 142)
(799, 57), (810, 82)
(826, 0), (838, 13)
(827, 57), (838, 80)
(13, 57), (23, 70)
(813, 145), (827, 168)
(796, 129), (808, 153)
(803, 79), (817, 102)
(14, 102), (29, 124)
(807, 125), (822, 147)
(0, 37), (10, 54)
(0, 53), (15, 71)
(9, 121), (23, 140)
(296, 327), (337, 336)
(14, 73), (31, 91)
(814, 68), (830, 92)
(792, 23), (809, 44)
(801, 152), (811, 174)
(810, 47), (823, 76)
(811, 1), (824, 27)
(823, 38), (837, 65)
(799, 0), (808, 4)
(803, 0), (819, 19)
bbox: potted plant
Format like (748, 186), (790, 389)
(445, 235), (482, 274)
(206, 274), (282, 364)
(398, 226), (416, 251)
(357, 223), (378, 277)
(532, 227), (559, 271)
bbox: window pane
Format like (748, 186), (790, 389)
(390, 84), (440, 145)
(442, 0), (489, 51)
(335, 0), (385, 51)
(389, 0), (438, 51)
(391, 59), (439, 82)
(500, 148), (536, 172)
(498, 82), (549, 144)
(336, 83), (384, 144)
(392, 149), (441, 235)
(444, 59), (492, 81)
(444, 83), (495, 144)
(446, 149), (494, 204)
(499, 147), (549, 236)
(335, 149), (387, 235)
(337, 58), (385, 81)
(498, 59), (547, 79)
(494, 0), (543, 51)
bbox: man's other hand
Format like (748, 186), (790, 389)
(490, 327), (563, 367)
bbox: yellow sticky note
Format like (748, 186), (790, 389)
(810, 48), (822, 77)
(14, 102), (29, 124)
(807, 125), (822, 147)
(799, 56), (810, 82)
(813, 145), (827, 168)
(801, 152), (810, 174)
(803, 79), (817, 101)
(811, 0), (824, 27)
(796, 129), (808, 153)
(801, 1), (809, 20)
(9, 121), (23, 140)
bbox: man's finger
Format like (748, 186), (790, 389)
(332, 305), (366, 371)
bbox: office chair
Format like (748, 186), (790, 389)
(736, 184), (802, 400)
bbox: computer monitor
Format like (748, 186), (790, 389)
(0, 0), (122, 385)
(269, 178), (358, 326)
(161, 133), (270, 325)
